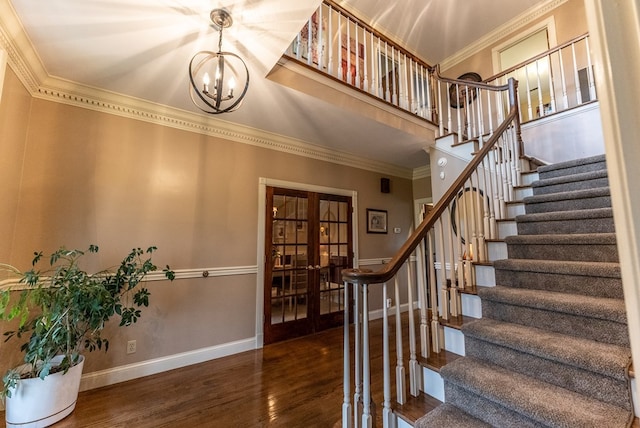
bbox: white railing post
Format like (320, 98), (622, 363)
(393, 277), (406, 405)
(361, 283), (372, 428)
(343, 281), (353, 428)
(382, 282), (394, 428)
(406, 262), (421, 396)
(353, 282), (361, 426)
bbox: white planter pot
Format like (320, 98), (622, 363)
(5, 355), (84, 428)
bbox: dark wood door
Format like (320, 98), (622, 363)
(264, 187), (352, 344)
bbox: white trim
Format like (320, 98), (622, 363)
(145, 265), (257, 281)
(412, 164), (431, 180)
(256, 178), (359, 349)
(0, 265), (258, 291)
(0, 47), (7, 103)
(584, 0), (640, 410)
(440, 0), (569, 72)
(491, 16), (558, 75)
(79, 337), (256, 392)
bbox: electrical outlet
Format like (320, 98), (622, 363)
(386, 298), (392, 308)
(127, 340), (136, 354)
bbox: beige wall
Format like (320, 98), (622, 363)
(443, 0), (589, 80)
(0, 66), (418, 376)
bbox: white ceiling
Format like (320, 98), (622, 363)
(7, 0), (545, 172)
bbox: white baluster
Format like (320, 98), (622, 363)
(354, 23), (360, 89)
(361, 284), (372, 428)
(547, 54), (557, 113)
(343, 281), (353, 428)
(585, 37), (597, 101)
(535, 59), (543, 116)
(362, 29), (368, 92)
(437, 219), (450, 320)
(317, 6), (324, 69)
(353, 282), (361, 426)
(446, 206), (459, 316)
(428, 232), (441, 353)
(571, 43), (582, 106)
(327, 5), (333, 76)
(394, 277), (406, 405)
(406, 262), (421, 396)
(415, 230), (430, 358)
(382, 282), (393, 428)
(558, 48), (569, 109)
(337, 14), (343, 81)
(425, 66), (433, 122)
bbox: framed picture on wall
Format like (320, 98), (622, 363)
(366, 209), (388, 234)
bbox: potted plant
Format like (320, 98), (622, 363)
(0, 245), (174, 427)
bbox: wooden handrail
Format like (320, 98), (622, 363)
(432, 64), (510, 92)
(343, 101), (519, 285)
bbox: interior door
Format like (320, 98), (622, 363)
(264, 187), (352, 344)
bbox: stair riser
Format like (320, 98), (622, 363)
(481, 300), (630, 346)
(474, 265), (496, 287)
(507, 203), (525, 218)
(497, 221), (517, 239)
(443, 383), (541, 428)
(517, 216), (615, 235)
(487, 241), (507, 262)
(524, 195), (612, 214)
(514, 186), (533, 200)
(464, 336), (632, 410)
(507, 243), (619, 262)
(494, 269), (624, 299)
(520, 172), (539, 186)
(532, 177), (609, 195)
(538, 161), (607, 180)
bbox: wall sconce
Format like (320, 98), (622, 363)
(189, 8), (250, 114)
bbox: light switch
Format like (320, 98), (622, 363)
(393, 227), (401, 233)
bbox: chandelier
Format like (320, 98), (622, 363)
(189, 8), (250, 114)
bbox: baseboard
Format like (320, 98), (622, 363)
(79, 337), (256, 392)
(368, 300), (419, 321)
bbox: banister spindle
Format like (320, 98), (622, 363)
(393, 276), (406, 404)
(406, 261), (421, 396)
(382, 282), (393, 428)
(361, 283), (372, 428)
(342, 280), (353, 428)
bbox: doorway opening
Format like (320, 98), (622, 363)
(263, 186), (354, 345)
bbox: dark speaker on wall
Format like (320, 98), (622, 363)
(381, 177), (390, 193)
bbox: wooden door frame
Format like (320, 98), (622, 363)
(255, 178), (359, 348)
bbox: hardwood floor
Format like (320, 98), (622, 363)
(40, 327), (353, 427)
(2, 314), (638, 427)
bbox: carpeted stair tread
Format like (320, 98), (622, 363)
(516, 207), (613, 223)
(534, 168), (608, 189)
(440, 357), (632, 428)
(537, 154), (606, 178)
(462, 319), (631, 381)
(516, 207), (614, 234)
(523, 186), (611, 214)
(479, 286), (627, 324)
(415, 403), (492, 428)
(493, 258), (620, 278)
(494, 259), (623, 299)
(505, 233), (619, 262)
(505, 233), (617, 246)
(524, 186), (610, 204)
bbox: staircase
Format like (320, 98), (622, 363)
(415, 154), (636, 427)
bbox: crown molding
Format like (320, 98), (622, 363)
(439, 0), (569, 72)
(0, 0), (418, 181)
(412, 164), (431, 180)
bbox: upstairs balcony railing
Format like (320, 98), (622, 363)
(285, 4), (597, 149)
(285, 1), (435, 122)
(484, 33), (596, 124)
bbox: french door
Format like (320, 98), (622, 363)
(264, 187), (353, 344)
